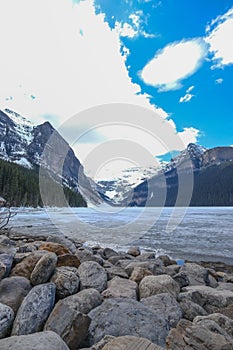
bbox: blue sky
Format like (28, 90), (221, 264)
(0, 0), (233, 177)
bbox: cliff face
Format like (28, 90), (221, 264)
(0, 109), (103, 206)
(201, 147), (233, 167)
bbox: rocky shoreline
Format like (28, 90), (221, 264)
(0, 230), (233, 349)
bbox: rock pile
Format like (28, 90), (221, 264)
(0, 232), (233, 349)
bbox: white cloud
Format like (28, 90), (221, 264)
(179, 93), (194, 103)
(115, 11), (155, 39)
(206, 7), (233, 68)
(215, 78), (223, 84)
(140, 39), (207, 91)
(178, 127), (200, 146)
(0, 0), (199, 170)
(179, 85), (195, 103)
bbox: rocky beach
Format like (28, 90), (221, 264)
(0, 229), (233, 350)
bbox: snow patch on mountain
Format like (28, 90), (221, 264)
(4, 108), (34, 145)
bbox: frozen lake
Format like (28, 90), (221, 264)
(10, 206), (233, 264)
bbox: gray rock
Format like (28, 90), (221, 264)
(30, 252), (57, 285)
(130, 266), (153, 284)
(0, 253), (14, 277)
(50, 266), (80, 299)
(0, 261), (6, 281)
(57, 254), (81, 268)
(44, 289), (102, 349)
(136, 252), (156, 261)
(141, 293), (183, 328)
(0, 236), (16, 255)
(102, 276), (138, 300)
(127, 246), (141, 257)
(11, 282), (56, 335)
(46, 235), (77, 254)
(182, 285), (233, 313)
(102, 335), (163, 350)
(217, 282), (233, 292)
(0, 331), (70, 350)
(179, 299), (208, 321)
(194, 313), (233, 337)
(102, 248), (118, 260)
(173, 271), (190, 288)
(180, 263), (214, 286)
(164, 264), (181, 277)
(106, 266), (129, 280)
(0, 302), (14, 338)
(88, 297), (169, 347)
(108, 255), (133, 265)
(0, 276), (32, 313)
(139, 274), (180, 299)
(78, 261), (107, 292)
(124, 260), (165, 276)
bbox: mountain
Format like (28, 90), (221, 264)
(0, 108), (103, 207)
(124, 143), (233, 207)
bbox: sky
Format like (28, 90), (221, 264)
(0, 0), (233, 179)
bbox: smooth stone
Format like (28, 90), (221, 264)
(0, 331), (70, 350)
(0, 302), (14, 338)
(0, 253), (14, 277)
(10, 250), (48, 279)
(139, 274), (180, 299)
(141, 293), (183, 328)
(129, 266), (153, 284)
(44, 289), (102, 349)
(106, 266), (129, 280)
(39, 242), (70, 255)
(57, 254), (81, 268)
(164, 264), (181, 277)
(0, 236), (16, 255)
(78, 261), (107, 292)
(46, 235), (76, 254)
(127, 246), (141, 257)
(50, 266), (80, 299)
(102, 335), (163, 350)
(76, 250), (104, 266)
(88, 297), (169, 347)
(11, 283), (56, 335)
(124, 261), (165, 276)
(108, 255), (133, 265)
(102, 248), (118, 259)
(136, 252), (156, 261)
(102, 276), (138, 300)
(0, 276), (32, 313)
(158, 255), (176, 266)
(30, 252), (57, 285)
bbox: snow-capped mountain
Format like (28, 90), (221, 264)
(0, 108), (103, 206)
(96, 165), (160, 204)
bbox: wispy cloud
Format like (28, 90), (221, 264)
(215, 78), (223, 84)
(179, 85), (195, 103)
(206, 7), (233, 68)
(115, 11), (156, 38)
(140, 39), (207, 91)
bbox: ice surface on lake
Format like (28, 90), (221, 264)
(10, 207), (233, 264)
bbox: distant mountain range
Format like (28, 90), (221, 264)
(123, 143), (233, 207)
(0, 108), (103, 207)
(1, 108), (233, 208)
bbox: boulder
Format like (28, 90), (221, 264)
(102, 248), (118, 260)
(139, 275), (180, 299)
(30, 252), (57, 285)
(182, 285), (233, 313)
(179, 299), (207, 321)
(172, 271), (190, 288)
(44, 289), (102, 350)
(158, 255), (176, 266)
(11, 283), (56, 335)
(108, 254), (133, 265)
(0, 302), (14, 338)
(141, 293), (183, 328)
(0, 276), (31, 313)
(0, 261), (6, 280)
(165, 264), (181, 277)
(0, 253), (14, 277)
(130, 266), (153, 284)
(46, 235), (76, 254)
(39, 242), (70, 255)
(180, 263), (216, 286)
(102, 335), (163, 350)
(88, 297), (169, 347)
(10, 250), (48, 279)
(166, 315), (233, 350)
(0, 331), (70, 350)
(57, 254), (81, 268)
(102, 276), (138, 300)
(106, 266), (129, 280)
(217, 282), (233, 292)
(50, 266), (80, 299)
(127, 246), (141, 257)
(124, 260), (165, 276)
(0, 236), (16, 255)
(78, 261), (107, 292)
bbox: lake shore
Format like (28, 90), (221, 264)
(0, 229), (233, 349)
